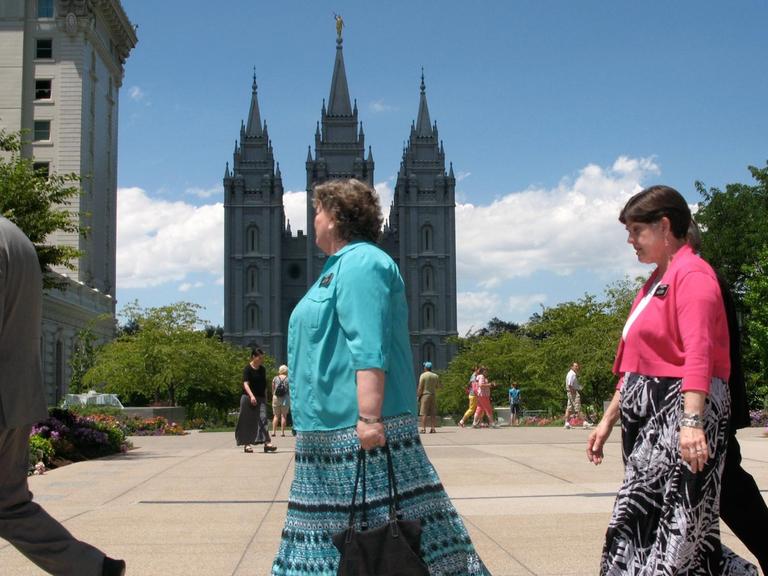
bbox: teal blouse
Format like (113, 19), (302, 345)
(287, 241), (417, 431)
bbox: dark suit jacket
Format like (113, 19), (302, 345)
(717, 273), (751, 431)
(0, 216), (48, 429)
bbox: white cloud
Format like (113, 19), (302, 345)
(178, 281), (204, 292)
(456, 156), (658, 282)
(456, 171), (472, 182)
(454, 156), (660, 331)
(185, 185), (222, 199)
(369, 99), (396, 113)
(117, 187), (223, 288)
(283, 190), (307, 234)
(508, 293), (547, 315)
(375, 180), (393, 224)
(128, 86), (145, 102)
(457, 291), (501, 336)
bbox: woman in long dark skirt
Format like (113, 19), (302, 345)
(235, 348), (277, 453)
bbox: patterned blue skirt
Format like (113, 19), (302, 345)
(271, 414), (489, 576)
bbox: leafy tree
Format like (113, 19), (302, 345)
(204, 324), (225, 341)
(438, 278), (639, 420)
(743, 248), (768, 407)
(695, 162), (768, 297)
(0, 130), (84, 288)
(69, 325), (99, 394)
(84, 301), (254, 410)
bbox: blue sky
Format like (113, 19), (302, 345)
(116, 1), (768, 333)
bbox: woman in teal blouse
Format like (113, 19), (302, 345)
(271, 179), (488, 576)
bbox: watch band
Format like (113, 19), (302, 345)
(358, 415), (383, 424)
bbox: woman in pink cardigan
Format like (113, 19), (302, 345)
(586, 186), (756, 575)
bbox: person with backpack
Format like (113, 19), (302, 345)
(271, 365), (290, 437)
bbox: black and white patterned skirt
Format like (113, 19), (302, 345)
(601, 373), (757, 575)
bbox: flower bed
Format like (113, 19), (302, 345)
(29, 408), (131, 474)
(750, 409), (768, 428)
(521, 415), (556, 426)
(122, 415), (185, 436)
(27, 409), (186, 475)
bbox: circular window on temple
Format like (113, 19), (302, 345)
(288, 263), (302, 280)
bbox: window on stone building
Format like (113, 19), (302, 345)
(37, 0), (54, 18)
(422, 265), (434, 292)
(287, 263), (302, 280)
(33, 120), (51, 141)
(248, 267), (257, 293)
(247, 226), (259, 252)
(247, 304), (260, 330)
(423, 303), (435, 329)
(423, 342), (435, 365)
(33, 162), (50, 178)
(35, 79), (52, 100)
(55, 340), (63, 404)
(422, 225), (433, 252)
(35, 38), (53, 59)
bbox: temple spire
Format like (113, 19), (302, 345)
(327, 26), (353, 116)
(246, 69), (263, 137)
(415, 68), (433, 137)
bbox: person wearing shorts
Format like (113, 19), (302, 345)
(271, 365), (290, 437)
(417, 361), (440, 433)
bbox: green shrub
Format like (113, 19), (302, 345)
(29, 434), (54, 464)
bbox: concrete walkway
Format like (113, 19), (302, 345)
(2, 426), (765, 575)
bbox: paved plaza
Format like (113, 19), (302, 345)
(1, 426), (765, 575)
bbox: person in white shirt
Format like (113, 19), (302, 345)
(563, 362), (591, 429)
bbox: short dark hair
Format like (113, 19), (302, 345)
(619, 185), (691, 239)
(313, 179), (383, 243)
(250, 348), (264, 358)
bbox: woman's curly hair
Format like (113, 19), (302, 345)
(313, 179), (383, 242)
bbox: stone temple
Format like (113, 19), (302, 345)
(223, 30), (458, 371)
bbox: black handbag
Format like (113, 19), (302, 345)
(332, 444), (429, 576)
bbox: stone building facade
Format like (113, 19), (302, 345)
(224, 33), (458, 370)
(0, 0), (136, 403)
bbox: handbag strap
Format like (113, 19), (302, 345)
(347, 448), (365, 532)
(346, 444), (402, 535)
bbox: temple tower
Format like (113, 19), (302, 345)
(304, 32), (374, 282)
(385, 72), (458, 368)
(223, 75), (286, 356)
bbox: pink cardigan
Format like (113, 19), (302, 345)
(613, 244), (730, 394)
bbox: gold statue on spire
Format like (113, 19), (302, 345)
(334, 13), (344, 40)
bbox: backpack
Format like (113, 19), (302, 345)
(274, 377), (288, 398)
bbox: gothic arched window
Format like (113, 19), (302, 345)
(246, 304), (260, 331)
(423, 342), (435, 365)
(248, 267), (257, 293)
(422, 265), (434, 292)
(423, 303), (435, 329)
(247, 226), (259, 253)
(422, 225), (433, 252)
